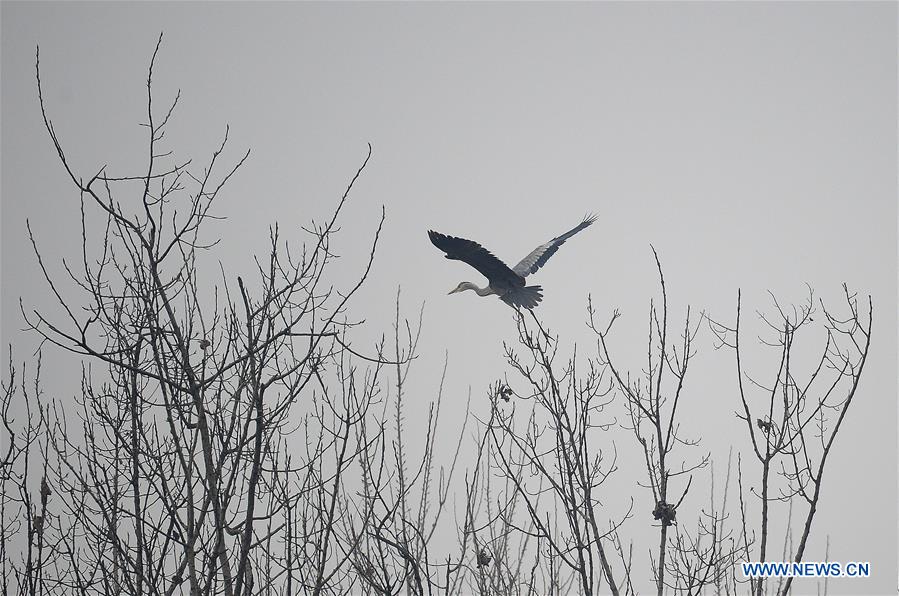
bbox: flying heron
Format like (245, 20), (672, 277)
(428, 215), (597, 309)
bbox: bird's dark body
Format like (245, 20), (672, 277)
(428, 215), (596, 309)
(429, 232), (524, 288)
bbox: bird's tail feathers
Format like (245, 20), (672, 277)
(502, 285), (543, 310)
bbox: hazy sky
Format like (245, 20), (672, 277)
(2, 2), (896, 593)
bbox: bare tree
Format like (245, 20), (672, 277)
(709, 285), (873, 596)
(1, 353), (51, 594)
(482, 312), (627, 596)
(591, 248), (741, 596)
(452, 385), (545, 596)
(12, 34), (450, 596)
(4, 32), (876, 596)
(0, 33), (485, 596)
(341, 297), (472, 596)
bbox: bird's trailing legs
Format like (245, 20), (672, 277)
(529, 309), (553, 343)
(513, 307), (553, 344)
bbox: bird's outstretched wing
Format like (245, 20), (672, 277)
(428, 230), (521, 285)
(512, 214), (597, 278)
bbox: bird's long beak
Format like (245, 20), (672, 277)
(448, 287), (458, 295)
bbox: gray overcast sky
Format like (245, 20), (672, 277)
(2, 2), (896, 593)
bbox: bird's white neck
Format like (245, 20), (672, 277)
(459, 281), (496, 297)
